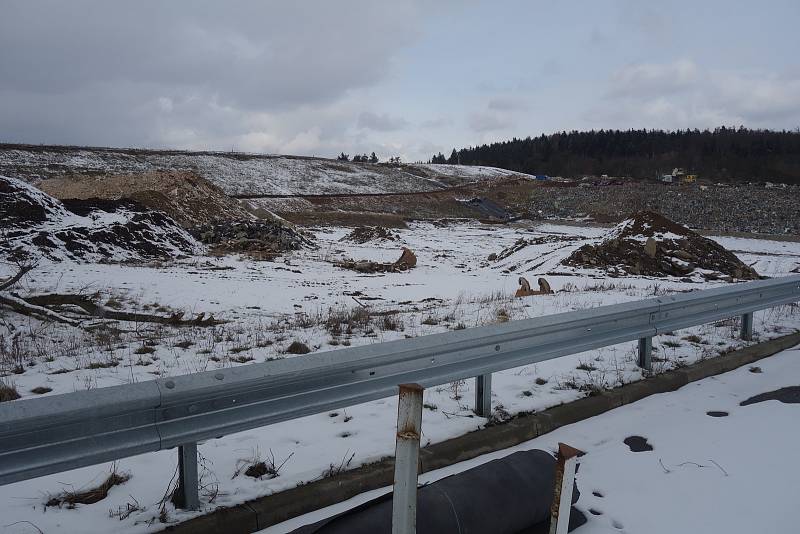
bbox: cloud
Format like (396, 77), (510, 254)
(357, 111), (409, 132)
(0, 0), (426, 154)
(468, 111), (513, 132)
(420, 117), (453, 129)
(609, 59), (699, 98)
(487, 97), (528, 111)
(590, 59), (800, 129)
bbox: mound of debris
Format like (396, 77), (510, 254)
(192, 220), (314, 260)
(1, 175), (202, 262)
(489, 235), (584, 262)
(335, 247), (417, 273)
(563, 211), (759, 280)
(38, 171), (254, 228)
(340, 226), (401, 244)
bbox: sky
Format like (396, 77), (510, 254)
(1, 0), (799, 162)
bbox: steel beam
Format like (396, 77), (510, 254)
(638, 337), (653, 371)
(173, 443), (200, 511)
(474, 373), (492, 417)
(741, 312), (754, 341)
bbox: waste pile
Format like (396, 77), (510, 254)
(335, 247), (417, 273)
(340, 226), (400, 244)
(192, 220), (315, 259)
(563, 211), (760, 280)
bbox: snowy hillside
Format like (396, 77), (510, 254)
(0, 145), (532, 196)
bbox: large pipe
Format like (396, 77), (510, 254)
(292, 449), (585, 534)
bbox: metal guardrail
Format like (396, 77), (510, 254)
(1, 276), (799, 508)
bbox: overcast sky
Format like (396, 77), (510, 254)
(2, 0), (799, 161)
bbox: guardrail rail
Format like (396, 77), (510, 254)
(1, 275), (799, 509)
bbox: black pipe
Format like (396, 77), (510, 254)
(291, 449), (586, 534)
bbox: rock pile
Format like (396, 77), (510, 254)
(192, 220), (314, 259)
(563, 211), (760, 280)
(340, 226), (400, 244)
(1, 175), (201, 262)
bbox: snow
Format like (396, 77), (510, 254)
(0, 148), (532, 196)
(0, 221), (798, 533)
(0, 175), (203, 262)
(259, 343), (800, 534)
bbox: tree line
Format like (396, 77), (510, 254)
(337, 152), (402, 164)
(430, 127), (800, 184)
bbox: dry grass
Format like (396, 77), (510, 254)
(46, 465), (130, 508)
(233, 448), (294, 480)
(0, 380), (20, 402)
(286, 341), (311, 354)
(320, 450), (356, 479)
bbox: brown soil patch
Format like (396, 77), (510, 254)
(39, 171), (253, 227)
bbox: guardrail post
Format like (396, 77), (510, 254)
(741, 312), (754, 341)
(173, 443), (200, 511)
(392, 383), (424, 534)
(474, 373), (492, 417)
(638, 337), (652, 371)
(549, 443), (583, 534)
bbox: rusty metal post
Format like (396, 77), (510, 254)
(549, 443), (582, 534)
(474, 373), (492, 417)
(392, 383), (424, 534)
(741, 312), (753, 341)
(638, 336), (652, 371)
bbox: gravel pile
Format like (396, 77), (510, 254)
(529, 182), (800, 235)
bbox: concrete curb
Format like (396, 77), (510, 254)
(163, 331), (800, 534)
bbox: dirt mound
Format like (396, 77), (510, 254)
(1, 175), (202, 262)
(192, 220), (314, 260)
(563, 211), (759, 280)
(340, 226), (401, 244)
(38, 171), (253, 227)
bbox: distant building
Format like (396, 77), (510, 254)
(682, 174), (697, 183)
(661, 174), (674, 183)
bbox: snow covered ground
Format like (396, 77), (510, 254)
(1, 221), (799, 533)
(0, 147), (531, 196)
(262, 343), (800, 534)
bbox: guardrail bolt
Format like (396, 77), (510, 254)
(392, 383), (424, 534)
